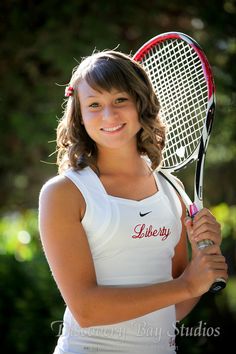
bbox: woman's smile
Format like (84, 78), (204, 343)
(100, 123), (126, 134)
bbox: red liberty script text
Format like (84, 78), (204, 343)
(132, 224), (171, 240)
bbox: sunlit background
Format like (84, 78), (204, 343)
(0, 0), (235, 353)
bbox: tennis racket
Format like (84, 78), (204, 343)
(134, 32), (226, 293)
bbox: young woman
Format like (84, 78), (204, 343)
(39, 50), (227, 354)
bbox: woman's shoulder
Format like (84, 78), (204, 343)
(39, 173), (84, 208)
(40, 174), (72, 194)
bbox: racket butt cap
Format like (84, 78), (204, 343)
(209, 279), (226, 293)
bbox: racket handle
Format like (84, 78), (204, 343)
(197, 239), (226, 293)
(190, 204), (226, 293)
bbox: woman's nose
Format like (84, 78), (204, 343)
(102, 105), (117, 121)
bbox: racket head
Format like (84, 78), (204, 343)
(134, 32), (215, 172)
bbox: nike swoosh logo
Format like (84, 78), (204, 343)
(139, 211), (152, 217)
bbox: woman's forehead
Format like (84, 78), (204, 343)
(78, 79), (127, 98)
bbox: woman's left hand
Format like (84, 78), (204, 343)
(185, 208), (222, 254)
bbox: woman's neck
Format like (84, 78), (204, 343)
(97, 146), (150, 177)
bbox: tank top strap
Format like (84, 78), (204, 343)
(63, 167), (105, 197)
(154, 171), (183, 218)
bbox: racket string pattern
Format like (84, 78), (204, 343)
(138, 39), (208, 169)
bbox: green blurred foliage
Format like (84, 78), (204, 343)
(0, 255), (63, 353)
(0, 209), (38, 260)
(0, 210), (64, 353)
(0, 0), (235, 353)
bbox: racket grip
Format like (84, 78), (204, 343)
(189, 204), (226, 293)
(197, 239), (226, 293)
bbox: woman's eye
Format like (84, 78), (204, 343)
(89, 102), (100, 108)
(116, 97), (128, 103)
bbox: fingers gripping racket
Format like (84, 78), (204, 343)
(134, 32), (226, 293)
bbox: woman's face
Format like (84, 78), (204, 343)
(78, 79), (141, 152)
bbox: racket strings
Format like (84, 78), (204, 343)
(140, 39), (208, 168)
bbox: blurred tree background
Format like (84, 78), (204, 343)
(0, 0), (235, 353)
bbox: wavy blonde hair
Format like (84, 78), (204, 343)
(57, 50), (166, 174)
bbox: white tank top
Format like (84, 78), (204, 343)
(54, 166), (182, 354)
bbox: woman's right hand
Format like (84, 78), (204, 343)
(181, 215), (228, 297)
(180, 244), (228, 297)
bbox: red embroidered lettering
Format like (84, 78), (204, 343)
(131, 224), (171, 240)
